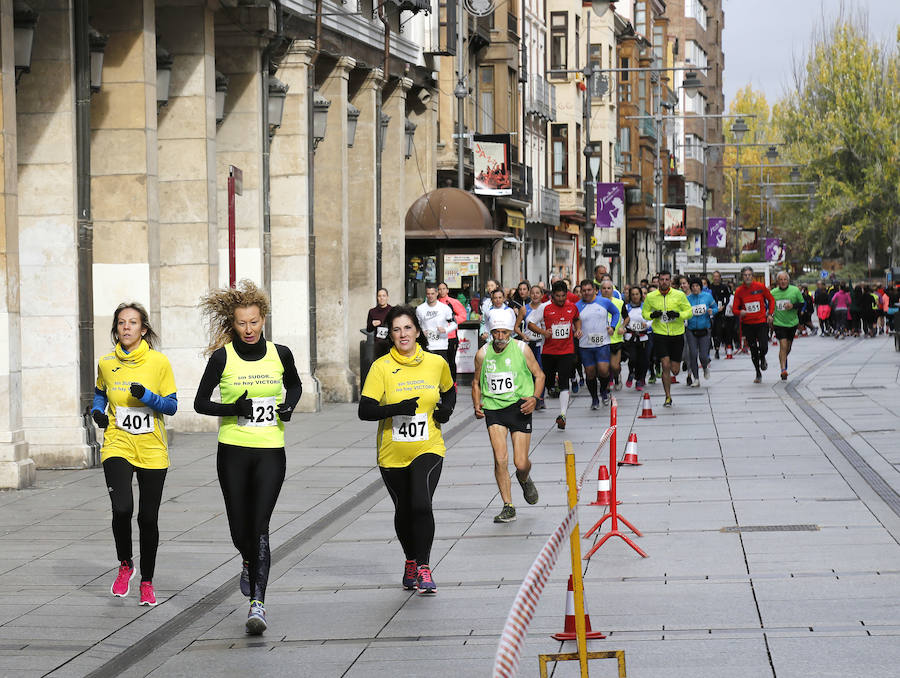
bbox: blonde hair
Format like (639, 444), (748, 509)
(199, 279), (270, 356)
(111, 302), (159, 349)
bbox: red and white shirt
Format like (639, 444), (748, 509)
(733, 282), (775, 325)
(530, 301), (580, 355)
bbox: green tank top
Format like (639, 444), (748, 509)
(609, 297), (625, 344)
(218, 341), (285, 448)
(480, 340), (535, 410)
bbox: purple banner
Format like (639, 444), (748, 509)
(707, 217), (727, 249)
(765, 238), (784, 263)
(595, 183), (625, 229)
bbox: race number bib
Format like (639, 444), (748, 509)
(238, 396), (278, 427)
(744, 301), (761, 313)
(775, 299), (791, 311)
(426, 329), (441, 343)
(524, 327), (541, 341)
(692, 304), (708, 316)
(588, 333), (605, 346)
(375, 326), (388, 339)
(392, 413), (428, 442)
(664, 312), (681, 322)
(551, 323), (570, 339)
(116, 406), (154, 435)
(627, 320), (645, 332)
(488, 371), (515, 394)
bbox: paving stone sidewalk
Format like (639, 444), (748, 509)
(1, 334), (898, 677)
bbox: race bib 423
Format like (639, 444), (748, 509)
(238, 396), (278, 427)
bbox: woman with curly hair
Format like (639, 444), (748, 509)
(91, 302), (176, 607)
(193, 280), (302, 635)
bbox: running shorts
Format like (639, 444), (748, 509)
(484, 400), (533, 434)
(609, 343), (622, 355)
(773, 324), (798, 341)
(653, 334), (685, 361)
(579, 345), (611, 366)
(541, 353), (575, 391)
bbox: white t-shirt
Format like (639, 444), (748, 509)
(624, 307), (649, 342)
(522, 302), (547, 345)
(577, 300), (613, 348)
(415, 301), (455, 351)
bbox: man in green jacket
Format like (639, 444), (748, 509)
(642, 271), (692, 407)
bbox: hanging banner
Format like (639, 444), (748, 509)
(707, 217), (727, 248)
(473, 134), (512, 196)
(595, 183), (625, 229)
(663, 206), (686, 241)
(765, 238), (785, 263)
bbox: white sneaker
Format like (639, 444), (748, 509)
(691, 380), (701, 388)
(703, 366), (710, 379)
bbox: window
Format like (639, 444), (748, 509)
(685, 0), (708, 30)
(634, 1), (647, 39)
(550, 13), (567, 71)
(479, 66), (494, 133)
(684, 134), (704, 162)
(620, 57), (629, 81)
(619, 127), (631, 172)
(508, 67), (517, 135)
(575, 123), (581, 187)
(551, 124), (568, 187)
(684, 89), (707, 114)
(589, 44), (603, 97)
(686, 181), (704, 208)
(608, 46), (613, 101)
(685, 40), (708, 70)
(574, 16), (580, 70)
(653, 24), (664, 65)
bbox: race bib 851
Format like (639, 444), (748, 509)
(744, 301), (761, 313)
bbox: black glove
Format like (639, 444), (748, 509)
(650, 310), (663, 319)
(663, 311), (679, 322)
(92, 410), (109, 429)
(392, 397), (419, 417)
(129, 382), (145, 399)
(276, 403), (294, 422)
(233, 390), (252, 419)
(433, 405), (452, 424)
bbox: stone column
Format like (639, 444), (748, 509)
(214, 36), (264, 290)
(346, 67), (382, 383)
(404, 87), (436, 226)
(155, 1), (217, 431)
(313, 56), (356, 402)
(0, 0), (33, 487)
(268, 40), (320, 412)
(380, 76), (412, 302)
(16, 0), (91, 467)
(89, 0), (160, 361)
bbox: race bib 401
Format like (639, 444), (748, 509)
(116, 406), (154, 435)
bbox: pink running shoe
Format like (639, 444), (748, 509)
(111, 561), (135, 597)
(139, 581), (157, 606)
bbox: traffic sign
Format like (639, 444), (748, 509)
(601, 243), (620, 257)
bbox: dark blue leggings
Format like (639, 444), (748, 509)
(380, 453), (443, 565)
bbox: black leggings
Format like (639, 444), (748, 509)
(379, 453), (443, 565)
(103, 457), (167, 582)
(625, 339), (648, 383)
(741, 323), (769, 371)
(217, 443), (286, 602)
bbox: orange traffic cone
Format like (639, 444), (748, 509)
(619, 433), (641, 465)
(638, 392), (656, 419)
(589, 465), (613, 506)
(725, 345), (734, 359)
(551, 575), (606, 641)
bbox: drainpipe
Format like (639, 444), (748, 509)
(307, 0), (323, 376)
(376, 2), (391, 291)
(74, 0), (99, 465)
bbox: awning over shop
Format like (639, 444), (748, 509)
(504, 208), (526, 230)
(405, 188), (507, 239)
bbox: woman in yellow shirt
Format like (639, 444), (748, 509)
(92, 303), (177, 607)
(358, 306), (456, 594)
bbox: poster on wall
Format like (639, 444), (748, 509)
(595, 183), (625, 229)
(455, 329), (478, 374)
(552, 238), (576, 281)
(765, 238), (785, 263)
(740, 229), (757, 252)
(472, 134), (511, 195)
(443, 253), (480, 288)
(664, 206), (686, 241)
(707, 217), (728, 248)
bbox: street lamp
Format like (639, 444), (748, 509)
(88, 24), (108, 93)
(790, 166), (800, 183)
(730, 117), (750, 261)
(590, 0), (615, 17)
(13, 0), (38, 85)
(215, 71), (229, 125)
(404, 118), (417, 159)
(267, 76), (288, 138)
(379, 112), (390, 154)
(346, 103), (360, 148)
(312, 91), (330, 151)
(760, 145), (778, 257)
(680, 71), (707, 272)
(156, 44), (173, 108)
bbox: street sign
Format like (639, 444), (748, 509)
(820, 270), (828, 279)
(601, 243), (620, 257)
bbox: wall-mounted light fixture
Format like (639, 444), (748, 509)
(346, 103), (360, 148)
(379, 112), (390, 153)
(156, 44), (173, 108)
(404, 118), (416, 159)
(13, 1), (39, 85)
(215, 70), (229, 125)
(312, 91), (330, 150)
(88, 24), (108, 93)
(268, 76), (288, 139)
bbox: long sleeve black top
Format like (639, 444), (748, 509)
(193, 336), (302, 417)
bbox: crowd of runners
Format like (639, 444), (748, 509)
(85, 268), (897, 638)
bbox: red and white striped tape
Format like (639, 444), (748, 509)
(576, 425), (616, 498)
(493, 507), (577, 678)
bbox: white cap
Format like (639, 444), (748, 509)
(489, 308), (517, 332)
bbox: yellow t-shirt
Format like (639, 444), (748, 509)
(96, 341), (176, 469)
(361, 348), (453, 468)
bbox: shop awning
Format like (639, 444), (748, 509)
(505, 208), (526, 229)
(405, 188), (508, 239)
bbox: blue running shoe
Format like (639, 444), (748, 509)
(416, 565), (437, 594)
(246, 600), (266, 635)
(402, 559), (418, 590)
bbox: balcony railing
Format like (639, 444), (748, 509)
(639, 116), (657, 140)
(525, 74), (556, 121)
(539, 186), (560, 226)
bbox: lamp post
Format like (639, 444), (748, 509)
(311, 91), (330, 151)
(730, 117), (749, 261)
(759, 144), (778, 258)
(13, 0), (38, 85)
(267, 76), (288, 140)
